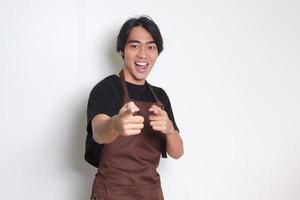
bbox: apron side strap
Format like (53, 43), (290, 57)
(161, 135), (167, 158)
(119, 70), (130, 104)
(146, 81), (165, 110)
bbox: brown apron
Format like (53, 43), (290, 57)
(90, 70), (166, 200)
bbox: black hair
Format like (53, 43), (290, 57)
(116, 15), (164, 56)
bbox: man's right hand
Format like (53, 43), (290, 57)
(112, 101), (144, 136)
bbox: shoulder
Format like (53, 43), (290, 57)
(148, 82), (167, 95)
(90, 75), (120, 95)
(147, 83), (170, 102)
(92, 75), (119, 90)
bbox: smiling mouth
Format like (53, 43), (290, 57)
(135, 62), (149, 72)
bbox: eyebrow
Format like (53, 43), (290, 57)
(127, 40), (156, 44)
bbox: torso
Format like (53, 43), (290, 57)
(90, 71), (165, 200)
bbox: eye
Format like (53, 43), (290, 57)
(129, 44), (139, 49)
(148, 45), (156, 51)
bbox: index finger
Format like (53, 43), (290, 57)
(119, 101), (139, 118)
(149, 104), (163, 115)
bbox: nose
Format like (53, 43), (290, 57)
(137, 46), (147, 58)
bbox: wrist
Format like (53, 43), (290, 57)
(165, 119), (176, 135)
(165, 125), (176, 136)
(110, 115), (119, 135)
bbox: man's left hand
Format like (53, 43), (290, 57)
(149, 104), (175, 135)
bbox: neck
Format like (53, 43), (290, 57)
(122, 68), (146, 85)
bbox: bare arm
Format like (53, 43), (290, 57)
(149, 105), (184, 159)
(91, 114), (119, 144)
(165, 128), (184, 159)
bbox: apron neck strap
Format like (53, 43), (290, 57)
(119, 70), (130, 103)
(118, 70), (164, 108)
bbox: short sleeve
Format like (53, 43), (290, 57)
(160, 89), (180, 132)
(86, 81), (116, 133)
(85, 80), (117, 167)
(87, 82), (114, 122)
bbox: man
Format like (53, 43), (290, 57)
(86, 16), (184, 200)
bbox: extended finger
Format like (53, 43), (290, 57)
(124, 115), (145, 124)
(149, 104), (161, 112)
(150, 120), (167, 127)
(119, 105), (134, 117)
(124, 123), (144, 130)
(127, 101), (139, 112)
(119, 102), (139, 118)
(149, 115), (166, 121)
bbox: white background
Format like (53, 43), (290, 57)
(1, 0), (299, 199)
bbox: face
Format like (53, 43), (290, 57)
(122, 26), (159, 85)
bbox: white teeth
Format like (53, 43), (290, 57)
(135, 62), (148, 66)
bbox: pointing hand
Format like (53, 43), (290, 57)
(113, 102), (144, 136)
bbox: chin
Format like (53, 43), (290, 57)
(132, 71), (148, 79)
(134, 75), (147, 82)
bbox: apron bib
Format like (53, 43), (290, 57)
(90, 70), (166, 200)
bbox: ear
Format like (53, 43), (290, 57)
(119, 51), (125, 59)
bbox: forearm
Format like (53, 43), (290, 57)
(91, 114), (119, 144)
(166, 130), (184, 159)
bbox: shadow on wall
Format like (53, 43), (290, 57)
(61, 91), (97, 200)
(66, 29), (123, 199)
(103, 27), (123, 74)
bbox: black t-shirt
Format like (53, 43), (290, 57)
(85, 74), (179, 167)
